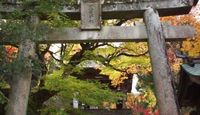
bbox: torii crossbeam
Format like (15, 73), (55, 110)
(0, 0), (197, 44)
(0, 24), (195, 44)
(0, 0), (198, 19)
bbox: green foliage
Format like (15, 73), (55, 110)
(121, 42), (148, 55)
(100, 67), (122, 80)
(93, 46), (116, 58)
(0, 46), (8, 76)
(0, 20), (49, 42)
(0, 77), (9, 88)
(43, 13), (79, 28)
(1, 0), (76, 15)
(40, 107), (69, 115)
(138, 75), (157, 108)
(32, 59), (43, 79)
(110, 56), (150, 70)
(2, 58), (27, 75)
(0, 78), (8, 104)
(0, 91), (7, 104)
(0, 20), (25, 42)
(44, 70), (124, 107)
(0, 0), (79, 44)
(92, 43), (150, 72)
(82, 50), (106, 62)
(40, 70), (124, 114)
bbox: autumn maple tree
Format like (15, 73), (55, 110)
(0, 1), (199, 115)
(161, 4), (200, 57)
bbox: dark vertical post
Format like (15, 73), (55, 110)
(144, 7), (179, 115)
(6, 15), (39, 115)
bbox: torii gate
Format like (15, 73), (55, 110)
(0, 0), (198, 115)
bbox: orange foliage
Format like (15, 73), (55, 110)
(126, 94), (159, 115)
(111, 75), (128, 87)
(161, 7), (200, 57)
(166, 45), (176, 64)
(4, 45), (18, 62)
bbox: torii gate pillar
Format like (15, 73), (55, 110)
(144, 8), (179, 115)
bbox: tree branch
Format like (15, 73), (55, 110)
(116, 50), (149, 57)
(48, 50), (63, 63)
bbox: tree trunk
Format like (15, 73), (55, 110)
(6, 39), (36, 115)
(144, 8), (179, 115)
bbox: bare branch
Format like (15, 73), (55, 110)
(115, 19), (127, 26)
(48, 50), (63, 63)
(116, 50), (149, 57)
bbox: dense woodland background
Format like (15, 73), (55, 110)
(0, 0), (200, 114)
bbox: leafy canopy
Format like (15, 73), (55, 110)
(44, 70), (125, 107)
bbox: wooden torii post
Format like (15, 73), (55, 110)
(144, 8), (179, 114)
(0, 0), (198, 115)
